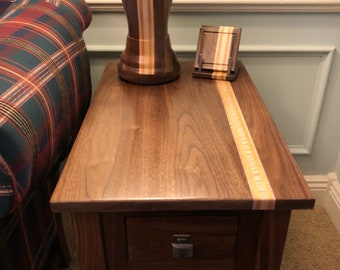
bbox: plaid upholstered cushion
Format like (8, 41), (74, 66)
(1, 0), (91, 30)
(0, 0), (92, 216)
(0, 0), (15, 15)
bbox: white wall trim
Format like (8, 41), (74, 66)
(324, 173), (340, 234)
(336, 151), (340, 179)
(239, 46), (334, 155)
(306, 173), (340, 234)
(301, 49), (334, 154)
(285, 48), (334, 155)
(86, 0), (340, 13)
(85, 44), (335, 56)
(305, 174), (330, 205)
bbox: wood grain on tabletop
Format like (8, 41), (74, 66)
(50, 61), (314, 212)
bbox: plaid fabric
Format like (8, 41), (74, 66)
(1, 0), (92, 31)
(0, 167), (66, 269)
(0, 0), (92, 216)
(0, 0), (15, 16)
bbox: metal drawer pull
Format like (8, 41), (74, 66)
(172, 234), (193, 258)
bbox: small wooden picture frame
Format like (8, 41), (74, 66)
(193, 25), (242, 81)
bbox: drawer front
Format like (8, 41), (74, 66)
(126, 216), (238, 270)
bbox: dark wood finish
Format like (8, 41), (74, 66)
(233, 212), (263, 270)
(118, 0), (180, 84)
(126, 216), (237, 270)
(254, 210), (291, 270)
(51, 61), (314, 212)
(71, 213), (107, 269)
(51, 61), (314, 269)
(101, 213), (129, 270)
(69, 210), (291, 270)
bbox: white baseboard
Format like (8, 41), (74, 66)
(305, 173), (340, 234)
(304, 175), (330, 206)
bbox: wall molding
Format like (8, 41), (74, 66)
(336, 151), (340, 179)
(305, 174), (330, 205)
(241, 47), (334, 155)
(306, 173), (340, 234)
(86, 0), (340, 13)
(239, 46), (334, 155)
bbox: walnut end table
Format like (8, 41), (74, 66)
(51, 61), (314, 270)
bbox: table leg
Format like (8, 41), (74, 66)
(72, 213), (107, 270)
(255, 210), (291, 270)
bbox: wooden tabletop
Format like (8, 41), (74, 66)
(50, 61), (314, 213)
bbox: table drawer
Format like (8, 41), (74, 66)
(126, 216), (238, 270)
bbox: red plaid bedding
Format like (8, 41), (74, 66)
(0, 0), (92, 216)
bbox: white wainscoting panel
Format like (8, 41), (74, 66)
(239, 47), (334, 155)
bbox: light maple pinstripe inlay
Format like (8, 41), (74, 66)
(213, 26), (234, 72)
(137, 0), (155, 75)
(216, 80), (276, 210)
